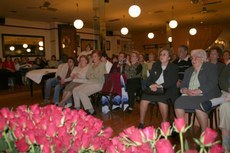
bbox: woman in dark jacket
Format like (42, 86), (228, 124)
(139, 48), (178, 128)
(175, 49), (221, 131)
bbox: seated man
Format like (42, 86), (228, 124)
(200, 60), (230, 111)
(219, 92), (230, 152)
(44, 57), (75, 104)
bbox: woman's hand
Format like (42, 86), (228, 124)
(149, 84), (159, 92)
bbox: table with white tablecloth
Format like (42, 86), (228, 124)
(26, 69), (57, 98)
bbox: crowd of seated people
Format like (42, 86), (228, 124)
(3, 45), (228, 150)
(0, 55), (63, 90)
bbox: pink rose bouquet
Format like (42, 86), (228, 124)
(0, 106), (224, 153)
(0, 104), (112, 152)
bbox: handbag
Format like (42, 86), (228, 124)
(144, 87), (164, 95)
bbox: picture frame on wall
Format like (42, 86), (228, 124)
(106, 41), (110, 50)
(81, 39), (97, 51)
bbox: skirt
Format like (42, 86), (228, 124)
(174, 96), (208, 110)
(141, 93), (170, 104)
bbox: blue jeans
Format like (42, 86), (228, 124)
(45, 77), (61, 104)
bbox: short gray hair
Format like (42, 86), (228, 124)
(191, 49), (207, 61)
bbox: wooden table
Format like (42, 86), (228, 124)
(26, 69), (57, 99)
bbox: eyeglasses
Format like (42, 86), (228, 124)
(191, 56), (202, 61)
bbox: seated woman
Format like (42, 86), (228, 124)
(174, 49), (221, 131)
(102, 52), (128, 114)
(125, 51), (142, 113)
(138, 48), (178, 128)
(59, 55), (89, 107)
(72, 50), (106, 114)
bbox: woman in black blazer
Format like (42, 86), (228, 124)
(139, 48), (178, 128)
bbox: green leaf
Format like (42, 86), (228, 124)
(0, 136), (9, 151)
(193, 138), (201, 145)
(11, 147), (19, 153)
(184, 139), (190, 151)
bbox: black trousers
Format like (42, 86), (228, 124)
(126, 77), (141, 108)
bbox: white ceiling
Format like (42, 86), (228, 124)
(0, 0), (230, 33)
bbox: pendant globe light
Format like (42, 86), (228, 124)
(189, 28), (197, 35)
(73, 3), (84, 29)
(189, 17), (197, 36)
(121, 27), (129, 35)
(128, 4), (141, 18)
(148, 32), (154, 39)
(120, 15), (129, 35)
(168, 36), (172, 42)
(169, 6), (178, 29)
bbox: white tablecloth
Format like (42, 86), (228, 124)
(26, 69), (57, 84)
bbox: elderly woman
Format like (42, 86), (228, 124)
(138, 48), (178, 128)
(72, 50), (106, 115)
(59, 55), (89, 107)
(174, 49), (221, 131)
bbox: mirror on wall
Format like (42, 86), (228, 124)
(2, 34), (45, 57)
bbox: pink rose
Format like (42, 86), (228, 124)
(161, 122), (171, 137)
(42, 144), (51, 153)
(29, 104), (40, 115)
(0, 115), (6, 132)
(200, 127), (217, 145)
(102, 127), (113, 138)
(142, 126), (156, 141)
(46, 123), (56, 137)
(15, 138), (29, 152)
(174, 118), (186, 133)
(210, 144), (224, 153)
(136, 143), (152, 153)
(0, 107), (10, 119)
(14, 127), (24, 140)
(122, 126), (143, 144)
(156, 139), (174, 153)
(25, 130), (36, 144)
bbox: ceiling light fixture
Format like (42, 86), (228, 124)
(121, 15), (129, 35)
(128, 3), (141, 18)
(73, 3), (84, 29)
(189, 28), (197, 35)
(148, 32), (154, 39)
(169, 6), (178, 29)
(121, 27), (129, 35)
(9, 46), (15, 51)
(168, 37), (172, 42)
(23, 44), (28, 48)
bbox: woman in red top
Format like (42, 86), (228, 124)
(2, 56), (23, 87)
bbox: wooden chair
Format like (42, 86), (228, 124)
(186, 105), (219, 129)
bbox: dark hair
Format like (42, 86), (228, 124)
(79, 55), (89, 64)
(159, 48), (173, 60)
(209, 46), (222, 58)
(92, 50), (102, 57)
(179, 45), (189, 52)
(102, 52), (109, 59)
(67, 57), (75, 65)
